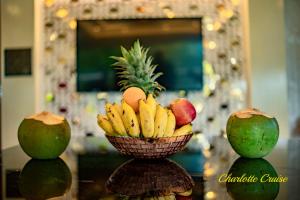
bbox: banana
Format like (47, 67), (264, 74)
(121, 100), (140, 137)
(154, 105), (168, 138)
(164, 109), (176, 137)
(113, 103), (122, 116)
(144, 197), (156, 200)
(105, 103), (127, 136)
(164, 195), (176, 200)
(173, 124), (193, 137)
(176, 189), (193, 196)
(136, 112), (142, 128)
(139, 100), (154, 138)
(97, 114), (115, 136)
(146, 93), (157, 118)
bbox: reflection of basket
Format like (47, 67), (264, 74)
(105, 134), (193, 159)
(106, 159), (194, 197)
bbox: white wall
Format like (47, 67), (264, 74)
(1, 0), (35, 149)
(285, 0), (300, 135)
(248, 0), (289, 138)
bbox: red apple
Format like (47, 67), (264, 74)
(170, 98), (196, 126)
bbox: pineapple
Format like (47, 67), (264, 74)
(110, 40), (165, 97)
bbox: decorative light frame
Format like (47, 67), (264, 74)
(41, 0), (247, 137)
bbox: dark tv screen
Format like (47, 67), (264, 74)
(77, 19), (203, 92)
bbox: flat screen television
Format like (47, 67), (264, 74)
(76, 19), (203, 92)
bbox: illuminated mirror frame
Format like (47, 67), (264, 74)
(37, 0), (248, 137)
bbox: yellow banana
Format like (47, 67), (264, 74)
(136, 112), (142, 128)
(113, 103), (126, 126)
(154, 105), (168, 138)
(97, 114), (115, 136)
(146, 93), (157, 118)
(164, 109), (176, 137)
(139, 100), (154, 138)
(113, 103), (122, 116)
(105, 103), (127, 136)
(144, 197), (156, 200)
(164, 195), (176, 200)
(173, 124), (193, 137)
(121, 100), (140, 137)
(177, 189), (193, 196)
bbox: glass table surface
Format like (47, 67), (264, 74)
(1, 136), (299, 200)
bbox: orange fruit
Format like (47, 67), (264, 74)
(123, 87), (146, 112)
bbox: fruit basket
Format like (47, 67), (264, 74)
(97, 41), (196, 159)
(106, 159), (194, 198)
(106, 134), (193, 159)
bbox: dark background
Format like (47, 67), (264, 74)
(76, 18), (203, 92)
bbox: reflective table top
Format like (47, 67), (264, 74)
(1, 136), (299, 200)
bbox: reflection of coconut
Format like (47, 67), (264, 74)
(18, 158), (72, 200)
(226, 157), (279, 200)
(106, 159), (194, 197)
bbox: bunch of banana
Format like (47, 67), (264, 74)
(105, 103), (127, 136)
(139, 94), (192, 138)
(97, 115), (115, 136)
(97, 94), (192, 138)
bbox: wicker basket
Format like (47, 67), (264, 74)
(106, 159), (194, 197)
(105, 134), (193, 159)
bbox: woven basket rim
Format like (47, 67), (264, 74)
(105, 133), (193, 159)
(106, 133), (193, 140)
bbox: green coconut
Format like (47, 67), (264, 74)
(226, 108), (279, 158)
(226, 157), (279, 200)
(18, 111), (71, 159)
(18, 158), (72, 200)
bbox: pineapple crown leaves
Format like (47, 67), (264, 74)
(110, 40), (165, 97)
